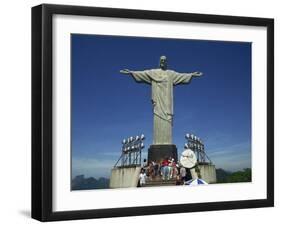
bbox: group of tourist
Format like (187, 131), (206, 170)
(138, 157), (190, 187)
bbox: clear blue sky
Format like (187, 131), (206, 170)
(71, 34), (251, 178)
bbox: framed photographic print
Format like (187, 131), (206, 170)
(32, 4), (274, 221)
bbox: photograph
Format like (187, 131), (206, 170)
(71, 34), (252, 190)
(0, 0), (278, 225)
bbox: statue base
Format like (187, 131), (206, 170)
(147, 144), (178, 164)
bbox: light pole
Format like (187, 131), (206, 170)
(185, 133), (211, 164)
(114, 134), (145, 168)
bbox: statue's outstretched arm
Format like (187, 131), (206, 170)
(120, 69), (131, 75)
(120, 69), (152, 84)
(191, 71), (203, 77)
(173, 70), (203, 85)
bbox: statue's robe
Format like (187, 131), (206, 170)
(131, 69), (193, 144)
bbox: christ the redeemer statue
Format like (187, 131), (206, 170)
(120, 56), (202, 162)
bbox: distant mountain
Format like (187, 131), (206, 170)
(72, 175), (110, 190)
(216, 168), (231, 183)
(216, 168), (251, 183)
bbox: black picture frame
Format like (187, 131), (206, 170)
(32, 4), (274, 222)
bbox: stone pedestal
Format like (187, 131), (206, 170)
(109, 166), (141, 188)
(190, 163), (217, 183)
(148, 144), (178, 163)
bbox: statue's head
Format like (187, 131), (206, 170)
(159, 56), (167, 70)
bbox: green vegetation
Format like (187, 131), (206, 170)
(216, 168), (251, 183)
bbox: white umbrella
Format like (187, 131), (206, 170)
(184, 178), (208, 186)
(180, 149), (197, 169)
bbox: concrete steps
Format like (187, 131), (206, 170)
(143, 176), (177, 187)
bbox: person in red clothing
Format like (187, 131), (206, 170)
(161, 157), (170, 180)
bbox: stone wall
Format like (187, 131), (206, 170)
(109, 166), (141, 188)
(190, 164), (217, 183)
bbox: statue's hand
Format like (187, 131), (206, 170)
(120, 69), (131, 74)
(193, 71), (203, 77)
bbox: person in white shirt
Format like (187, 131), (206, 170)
(139, 169), (147, 186)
